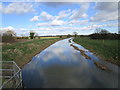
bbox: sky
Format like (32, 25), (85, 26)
(0, 1), (119, 36)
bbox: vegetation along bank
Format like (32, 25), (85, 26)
(73, 37), (120, 66)
(2, 38), (61, 68)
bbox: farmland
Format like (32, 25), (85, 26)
(36, 36), (60, 39)
(73, 37), (120, 66)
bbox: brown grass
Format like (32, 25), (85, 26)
(94, 62), (111, 71)
(68, 39), (71, 43)
(70, 44), (91, 60)
(70, 44), (111, 71)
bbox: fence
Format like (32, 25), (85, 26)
(0, 61), (23, 89)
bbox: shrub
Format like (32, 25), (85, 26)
(2, 30), (16, 43)
(59, 36), (62, 38)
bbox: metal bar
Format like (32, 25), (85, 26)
(0, 69), (14, 71)
(13, 62), (21, 70)
(1, 70), (21, 88)
(0, 61), (23, 89)
(15, 80), (22, 88)
(0, 61), (14, 63)
(0, 76), (12, 78)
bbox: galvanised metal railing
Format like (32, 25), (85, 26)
(0, 61), (23, 89)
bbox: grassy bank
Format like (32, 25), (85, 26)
(2, 38), (61, 68)
(73, 37), (120, 66)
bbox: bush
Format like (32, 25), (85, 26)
(16, 37), (22, 39)
(2, 30), (16, 43)
(59, 36), (62, 38)
(22, 37), (29, 39)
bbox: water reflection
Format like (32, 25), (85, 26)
(22, 38), (119, 88)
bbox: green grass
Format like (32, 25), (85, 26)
(2, 38), (61, 68)
(73, 37), (120, 66)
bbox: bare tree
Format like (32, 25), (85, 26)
(73, 32), (78, 37)
(95, 28), (110, 34)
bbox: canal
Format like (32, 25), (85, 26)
(22, 38), (119, 88)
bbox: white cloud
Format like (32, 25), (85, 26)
(36, 27), (52, 31)
(36, 22), (49, 27)
(51, 20), (65, 26)
(36, 19), (65, 26)
(30, 16), (39, 22)
(69, 3), (89, 19)
(90, 11), (118, 22)
(68, 20), (88, 25)
(3, 26), (15, 31)
(31, 9), (71, 22)
(40, 11), (53, 21)
(2, 2), (35, 14)
(0, 26), (16, 35)
(80, 23), (118, 31)
(36, 23), (118, 33)
(55, 9), (71, 20)
(1, 22), (118, 36)
(90, 2), (118, 22)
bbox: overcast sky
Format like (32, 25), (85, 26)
(0, 2), (119, 36)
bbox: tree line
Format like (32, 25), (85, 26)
(89, 28), (120, 40)
(1, 28), (119, 43)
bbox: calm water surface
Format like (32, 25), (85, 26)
(22, 38), (119, 88)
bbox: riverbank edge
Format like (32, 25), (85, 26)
(22, 39), (63, 68)
(73, 38), (120, 67)
(2, 38), (63, 69)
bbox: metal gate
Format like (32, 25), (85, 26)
(0, 61), (23, 89)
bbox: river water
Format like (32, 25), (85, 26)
(22, 38), (119, 88)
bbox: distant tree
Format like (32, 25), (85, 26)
(89, 28), (120, 40)
(30, 31), (35, 39)
(73, 32), (78, 37)
(95, 28), (101, 33)
(100, 30), (110, 34)
(2, 30), (16, 42)
(67, 34), (71, 38)
(59, 35), (62, 38)
(95, 28), (110, 34)
(119, 30), (120, 34)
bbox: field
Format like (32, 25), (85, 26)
(2, 38), (61, 68)
(38, 36), (60, 39)
(73, 37), (120, 66)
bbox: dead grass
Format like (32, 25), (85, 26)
(70, 44), (111, 71)
(94, 62), (111, 71)
(68, 39), (71, 43)
(70, 44), (91, 60)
